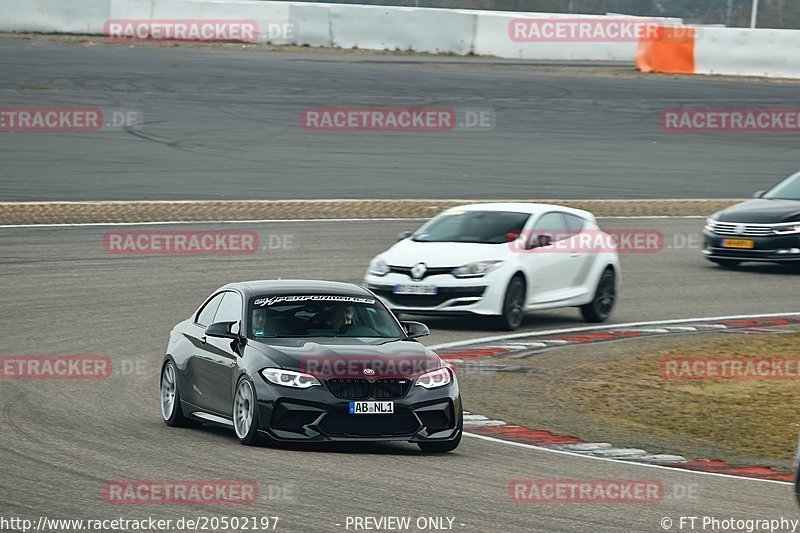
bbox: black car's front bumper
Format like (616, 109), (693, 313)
(703, 231), (800, 263)
(253, 376), (462, 443)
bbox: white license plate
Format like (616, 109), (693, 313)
(393, 284), (438, 295)
(349, 401), (394, 414)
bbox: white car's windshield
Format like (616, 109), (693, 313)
(413, 210), (530, 244)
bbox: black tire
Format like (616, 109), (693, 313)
(418, 408), (463, 453)
(233, 378), (263, 446)
(580, 268), (616, 323)
(160, 360), (199, 427)
(496, 276), (526, 331)
(712, 259), (741, 269)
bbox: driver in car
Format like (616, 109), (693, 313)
(330, 306), (354, 333)
(252, 309), (267, 337)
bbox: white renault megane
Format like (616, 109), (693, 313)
(363, 203), (620, 330)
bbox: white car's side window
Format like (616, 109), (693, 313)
(532, 212), (569, 244)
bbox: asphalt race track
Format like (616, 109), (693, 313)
(1, 36), (800, 201)
(1, 219), (799, 532)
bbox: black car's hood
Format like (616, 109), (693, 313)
(246, 338), (441, 377)
(716, 198), (800, 224)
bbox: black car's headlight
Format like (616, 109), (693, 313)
(452, 260), (503, 278)
(260, 368), (321, 389)
(415, 367), (452, 389)
(704, 218), (717, 232)
(773, 223), (800, 235)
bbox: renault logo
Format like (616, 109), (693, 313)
(734, 224), (747, 235)
(410, 263), (427, 281)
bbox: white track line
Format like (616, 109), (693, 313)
(430, 312), (800, 350)
(447, 313), (800, 485)
(463, 433), (791, 485)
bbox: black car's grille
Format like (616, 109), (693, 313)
(326, 378), (411, 400)
(710, 222), (776, 237)
(373, 378), (411, 399)
(370, 286), (486, 308)
(388, 266), (454, 279)
(319, 406), (421, 437)
(326, 379), (371, 399)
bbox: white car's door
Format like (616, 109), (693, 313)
(523, 212), (585, 305)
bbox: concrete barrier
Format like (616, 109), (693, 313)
(0, 0), (110, 34)
(474, 12), (640, 61)
(2, 0), (680, 62)
(637, 25), (800, 79)
(695, 27), (800, 79)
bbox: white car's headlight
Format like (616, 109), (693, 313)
(773, 223), (800, 235)
(704, 218), (717, 232)
(368, 257), (390, 277)
(452, 260), (503, 278)
(260, 368), (320, 389)
(416, 367), (452, 389)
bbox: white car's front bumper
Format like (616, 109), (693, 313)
(363, 272), (506, 316)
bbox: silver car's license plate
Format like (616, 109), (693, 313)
(348, 401), (394, 414)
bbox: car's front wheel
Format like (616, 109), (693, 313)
(580, 268), (616, 323)
(233, 378), (262, 446)
(496, 276), (526, 331)
(160, 360), (198, 427)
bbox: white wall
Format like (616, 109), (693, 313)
(0, 0), (681, 62)
(0, 0), (110, 33)
(695, 27), (800, 79)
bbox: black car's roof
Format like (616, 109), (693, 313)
(219, 279), (372, 298)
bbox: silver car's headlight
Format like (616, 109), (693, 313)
(452, 260), (503, 278)
(415, 367), (452, 389)
(260, 368), (321, 389)
(368, 257), (390, 276)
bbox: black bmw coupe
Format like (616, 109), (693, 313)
(704, 171), (800, 267)
(159, 280), (462, 452)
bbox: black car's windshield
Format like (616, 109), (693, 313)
(248, 295), (404, 340)
(413, 210), (530, 244)
(763, 173), (800, 200)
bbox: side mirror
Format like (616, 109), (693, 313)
(205, 321), (239, 340)
(401, 320), (429, 339)
(526, 234), (553, 249)
(397, 230), (413, 242)
(753, 190), (765, 198)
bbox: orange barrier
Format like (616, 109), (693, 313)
(636, 25), (696, 74)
